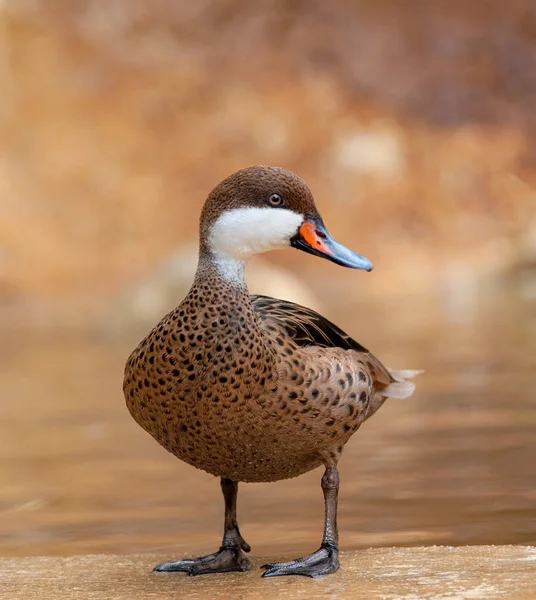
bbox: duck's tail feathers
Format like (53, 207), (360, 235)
(389, 368), (425, 381)
(381, 368), (424, 399)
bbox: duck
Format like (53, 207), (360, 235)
(123, 165), (421, 578)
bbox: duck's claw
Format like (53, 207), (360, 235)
(154, 546), (251, 576)
(261, 545), (339, 578)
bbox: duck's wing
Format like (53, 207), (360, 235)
(251, 295), (421, 426)
(251, 294), (370, 354)
(251, 294), (394, 385)
(251, 295), (421, 397)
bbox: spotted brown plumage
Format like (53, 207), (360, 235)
(123, 165), (421, 578)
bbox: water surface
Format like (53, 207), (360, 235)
(1, 299), (535, 558)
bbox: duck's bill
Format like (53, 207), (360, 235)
(290, 221), (373, 271)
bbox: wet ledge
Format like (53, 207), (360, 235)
(2, 546), (536, 600)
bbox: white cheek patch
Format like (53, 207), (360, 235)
(208, 207), (303, 260)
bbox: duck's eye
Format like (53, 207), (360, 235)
(267, 193), (284, 207)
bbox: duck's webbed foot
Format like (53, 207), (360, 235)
(263, 462), (341, 578)
(154, 478), (251, 576)
(154, 544), (251, 576)
(261, 543), (339, 578)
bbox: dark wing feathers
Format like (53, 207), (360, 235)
(251, 295), (419, 404)
(251, 294), (369, 353)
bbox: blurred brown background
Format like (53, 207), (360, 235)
(1, 0), (535, 561)
(1, 0), (536, 328)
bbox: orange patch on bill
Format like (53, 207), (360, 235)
(299, 222), (332, 254)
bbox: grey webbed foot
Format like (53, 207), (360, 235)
(154, 545), (251, 576)
(261, 544), (339, 578)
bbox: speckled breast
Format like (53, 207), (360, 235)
(123, 310), (317, 482)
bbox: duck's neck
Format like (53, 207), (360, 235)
(191, 250), (260, 342)
(187, 248), (274, 373)
(194, 248), (248, 290)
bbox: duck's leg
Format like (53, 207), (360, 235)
(262, 462), (340, 578)
(154, 478), (251, 576)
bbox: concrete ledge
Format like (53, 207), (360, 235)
(2, 546), (535, 600)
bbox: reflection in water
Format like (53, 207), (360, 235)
(0, 299), (535, 558)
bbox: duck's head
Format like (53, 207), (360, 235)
(200, 165), (373, 273)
